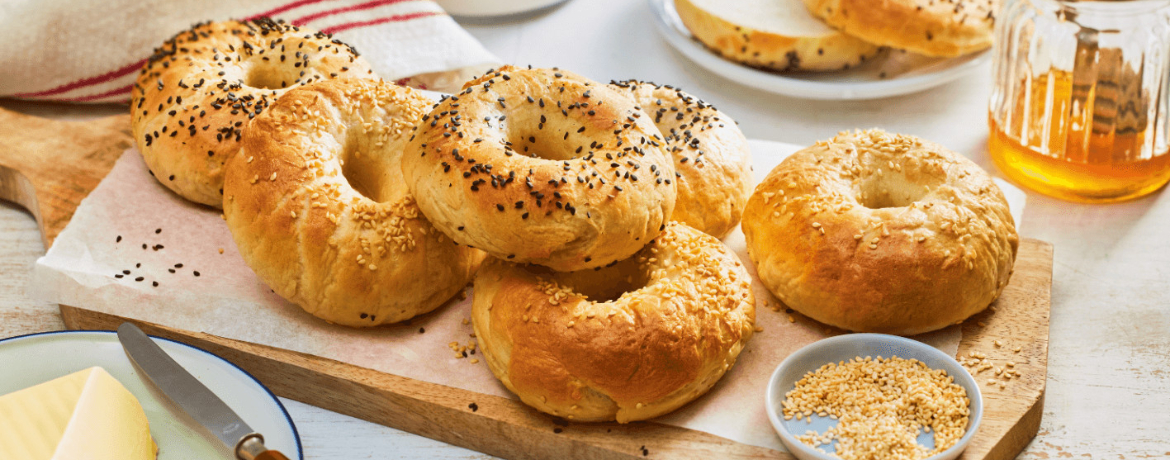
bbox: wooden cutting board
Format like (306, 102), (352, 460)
(0, 106), (1051, 460)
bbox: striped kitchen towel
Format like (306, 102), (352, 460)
(0, 0), (499, 103)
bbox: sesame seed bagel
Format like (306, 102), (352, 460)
(802, 0), (999, 58)
(742, 129), (1018, 335)
(133, 18), (375, 208)
(402, 66), (677, 272)
(472, 222), (755, 423)
(223, 79), (483, 327)
(609, 80), (752, 239)
(675, 0), (880, 72)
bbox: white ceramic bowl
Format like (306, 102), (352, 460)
(765, 334), (982, 460)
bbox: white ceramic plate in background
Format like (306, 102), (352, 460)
(765, 334), (982, 460)
(437, 0), (571, 19)
(649, 0), (990, 100)
(0, 330), (301, 460)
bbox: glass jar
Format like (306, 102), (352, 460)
(989, 0), (1170, 203)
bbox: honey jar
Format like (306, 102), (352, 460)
(989, 0), (1170, 202)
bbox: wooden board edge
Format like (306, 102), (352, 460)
(0, 164), (43, 233)
(958, 238), (1052, 460)
(0, 108), (131, 248)
(0, 108), (130, 246)
(60, 305), (791, 460)
(56, 239), (1052, 460)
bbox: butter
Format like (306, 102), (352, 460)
(0, 367), (155, 460)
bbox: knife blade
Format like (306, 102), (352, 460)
(117, 322), (289, 460)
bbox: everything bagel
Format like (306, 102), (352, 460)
(133, 18), (375, 207)
(609, 80), (752, 239)
(402, 66), (677, 272)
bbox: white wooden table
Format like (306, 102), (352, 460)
(3, 0), (1169, 458)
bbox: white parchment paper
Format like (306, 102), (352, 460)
(30, 139), (1026, 451)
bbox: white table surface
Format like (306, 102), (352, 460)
(3, 0), (1170, 458)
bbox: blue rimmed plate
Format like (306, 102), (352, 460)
(0, 330), (302, 459)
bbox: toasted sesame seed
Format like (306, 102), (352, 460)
(785, 356), (969, 458)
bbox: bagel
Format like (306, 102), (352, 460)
(472, 222), (755, 422)
(674, 0), (880, 72)
(402, 66), (677, 272)
(609, 80), (751, 239)
(742, 129), (1018, 335)
(223, 78), (483, 327)
(133, 18), (375, 207)
(802, 0), (999, 58)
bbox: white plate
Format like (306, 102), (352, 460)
(436, 0), (570, 18)
(0, 330), (301, 460)
(649, 0), (990, 100)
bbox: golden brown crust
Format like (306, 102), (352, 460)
(802, 0), (999, 58)
(742, 129), (1018, 335)
(675, 0), (880, 72)
(402, 66), (677, 272)
(132, 19), (375, 208)
(472, 223), (755, 423)
(223, 79), (483, 327)
(609, 80), (751, 239)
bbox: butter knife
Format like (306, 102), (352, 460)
(117, 322), (289, 460)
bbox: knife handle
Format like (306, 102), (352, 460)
(254, 451), (290, 460)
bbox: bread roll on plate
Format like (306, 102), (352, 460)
(802, 0), (999, 58)
(674, 0), (880, 72)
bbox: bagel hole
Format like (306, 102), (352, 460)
(516, 129), (586, 161)
(342, 157), (383, 201)
(557, 257), (651, 303)
(506, 114), (592, 161)
(340, 135), (401, 202)
(245, 62), (291, 90)
(859, 173), (933, 209)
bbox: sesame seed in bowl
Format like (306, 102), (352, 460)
(765, 333), (983, 460)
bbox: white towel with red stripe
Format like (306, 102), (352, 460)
(0, 0), (499, 103)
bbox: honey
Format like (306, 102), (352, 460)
(989, 66), (1170, 203)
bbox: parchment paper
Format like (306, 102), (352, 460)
(30, 139), (1026, 451)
